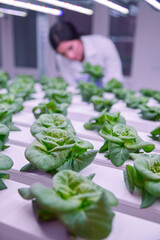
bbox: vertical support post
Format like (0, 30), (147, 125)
(46, 15), (58, 78)
(92, 2), (110, 37)
(36, 13), (49, 81)
(1, 15), (15, 77)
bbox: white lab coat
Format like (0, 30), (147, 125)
(55, 34), (123, 86)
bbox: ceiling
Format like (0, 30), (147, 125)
(0, 0), (159, 16)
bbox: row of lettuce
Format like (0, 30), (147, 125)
(19, 112), (119, 240)
(20, 75), (118, 240)
(0, 72), (117, 240)
(0, 73), (37, 190)
(77, 76), (160, 122)
(76, 71), (160, 209)
(19, 74), (160, 238)
(0, 70), (159, 239)
(83, 109), (160, 208)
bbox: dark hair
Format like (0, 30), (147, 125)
(49, 22), (79, 50)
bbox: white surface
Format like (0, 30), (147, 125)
(3, 144), (52, 186)
(3, 142), (160, 223)
(68, 101), (159, 133)
(23, 99), (47, 113)
(81, 163), (160, 223)
(108, 211), (160, 240)
(12, 112), (160, 152)
(1, 84), (160, 239)
(1, 180), (160, 240)
(4, 144), (27, 170)
(0, 180), (69, 240)
(9, 125), (35, 147)
(13, 112), (36, 127)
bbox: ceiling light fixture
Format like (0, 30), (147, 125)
(94, 0), (129, 14)
(144, 0), (160, 10)
(0, 0), (63, 15)
(36, 0), (93, 15)
(0, 7), (27, 16)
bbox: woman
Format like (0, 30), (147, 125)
(49, 22), (123, 86)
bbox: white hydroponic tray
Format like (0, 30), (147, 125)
(1, 180), (160, 240)
(3, 142), (160, 224)
(12, 112), (160, 152)
(0, 180), (69, 240)
(5, 144), (160, 224)
(1, 83), (160, 239)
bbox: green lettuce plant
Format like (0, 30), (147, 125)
(22, 129), (97, 173)
(0, 94), (23, 113)
(31, 113), (76, 137)
(44, 89), (72, 105)
(0, 123), (10, 150)
(0, 71), (9, 89)
(18, 169), (118, 239)
(124, 153), (160, 208)
(14, 74), (36, 83)
(41, 76), (68, 90)
(82, 62), (104, 82)
(153, 92), (160, 103)
(84, 109), (126, 131)
(0, 153), (13, 190)
(7, 78), (35, 100)
(41, 76), (64, 85)
(140, 88), (160, 103)
(140, 88), (157, 97)
(139, 105), (160, 121)
(112, 88), (135, 100)
(149, 126), (160, 141)
(99, 123), (155, 166)
(32, 100), (69, 119)
(0, 105), (20, 131)
(0, 106), (14, 129)
(77, 81), (103, 102)
(90, 96), (117, 112)
(125, 95), (149, 109)
(103, 78), (123, 92)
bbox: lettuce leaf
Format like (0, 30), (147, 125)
(84, 109), (126, 131)
(31, 113), (76, 136)
(90, 95), (117, 112)
(32, 101), (69, 119)
(18, 170), (118, 239)
(99, 124), (155, 166)
(24, 129), (96, 173)
(124, 153), (160, 208)
(0, 153), (13, 190)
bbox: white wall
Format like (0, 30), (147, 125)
(91, 1), (160, 91)
(131, 1), (160, 91)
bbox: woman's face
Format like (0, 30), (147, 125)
(56, 39), (84, 62)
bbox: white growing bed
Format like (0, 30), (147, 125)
(1, 180), (160, 240)
(1, 83), (160, 239)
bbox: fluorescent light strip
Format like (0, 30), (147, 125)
(0, 7), (27, 16)
(37, 0), (93, 15)
(94, 0), (129, 14)
(0, 0), (63, 15)
(0, 12), (4, 17)
(144, 0), (160, 10)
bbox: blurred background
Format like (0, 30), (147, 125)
(0, 0), (160, 90)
